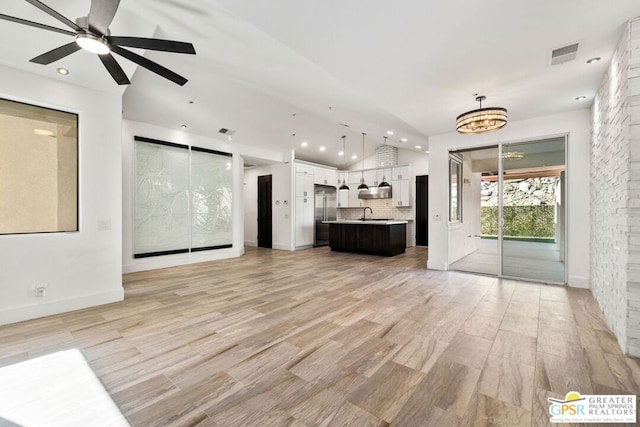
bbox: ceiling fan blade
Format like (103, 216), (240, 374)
(24, 0), (81, 31)
(88, 0), (120, 35)
(30, 42), (81, 65)
(108, 37), (196, 54)
(111, 45), (188, 86)
(0, 13), (76, 36)
(98, 53), (130, 85)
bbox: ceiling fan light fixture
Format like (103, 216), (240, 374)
(456, 96), (507, 134)
(76, 33), (110, 55)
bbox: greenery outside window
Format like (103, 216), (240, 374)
(0, 98), (78, 234)
(449, 155), (462, 222)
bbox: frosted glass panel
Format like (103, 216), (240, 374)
(134, 140), (189, 256)
(191, 149), (233, 249)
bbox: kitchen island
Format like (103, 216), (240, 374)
(324, 220), (407, 256)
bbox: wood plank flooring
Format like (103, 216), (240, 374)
(1, 246), (639, 426)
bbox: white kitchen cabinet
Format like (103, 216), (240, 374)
(337, 172), (348, 187)
(392, 165), (411, 181)
(295, 196), (314, 247)
(337, 188), (349, 208)
(376, 168), (392, 186)
(295, 171), (313, 198)
(348, 183), (364, 207)
(362, 170), (376, 187)
(349, 171), (363, 186)
(392, 179), (411, 207)
(313, 166), (338, 186)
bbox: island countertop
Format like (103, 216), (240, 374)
(323, 220), (408, 225)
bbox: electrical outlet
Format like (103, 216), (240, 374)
(98, 220), (111, 231)
(35, 282), (48, 297)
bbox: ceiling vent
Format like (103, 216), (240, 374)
(550, 43), (579, 66)
(218, 128), (236, 135)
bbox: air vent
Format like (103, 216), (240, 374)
(551, 42), (579, 66)
(218, 128), (236, 135)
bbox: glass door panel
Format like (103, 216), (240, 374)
(500, 137), (566, 283)
(448, 146), (499, 276)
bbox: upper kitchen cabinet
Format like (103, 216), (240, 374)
(392, 164), (412, 207)
(363, 170), (377, 187)
(376, 168), (392, 186)
(313, 166), (338, 187)
(392, 165), (411, 181)
(392, 179), (411, 207)
(295, 163), (314, 198)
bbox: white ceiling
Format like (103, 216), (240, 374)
(1, 1), (639, 168)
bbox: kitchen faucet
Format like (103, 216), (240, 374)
(363, 207), (373, 221)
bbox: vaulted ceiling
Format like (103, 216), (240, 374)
(1, 1), (639, 167)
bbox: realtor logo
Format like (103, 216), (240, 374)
(548, 391), (636, 423)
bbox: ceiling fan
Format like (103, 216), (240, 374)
(0, 0), (196, 86)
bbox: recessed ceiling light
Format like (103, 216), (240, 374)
(181, 125), (187, 129)
(319, 146), (326, 152)
(351, 154), (357, 159)
(400, 138), (407, 142)
(575, 96), (586, 101)
(424, 150), (429, 154)
(586, 57), (601, 64)
(415, 145), (422, 149)
(228, 136), (233, 141)
(386, 131), (394, 135)
(338, 151), (344, 156)
(56, 67), (69, 75)
(301, 141), (308, 147)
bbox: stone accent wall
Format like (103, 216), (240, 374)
(375, 145), (398, 167)
(591, 17), (640, 356)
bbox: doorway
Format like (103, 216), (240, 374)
(416, 175), (429, 246)
(448, 136), (566, 284)
(257, 175), (272, 248)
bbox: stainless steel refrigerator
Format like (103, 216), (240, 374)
(314, 185), (337, 247)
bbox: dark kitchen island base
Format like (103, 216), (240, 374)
(328, 222), (406, 257)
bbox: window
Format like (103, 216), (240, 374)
(0, 98), (78, 234)
(133, 136), (233, 258)
(449, 155), (462, 222)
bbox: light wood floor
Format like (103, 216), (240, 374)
(0, 246), (638, 426)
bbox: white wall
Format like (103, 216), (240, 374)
(243, 163), (293, 250)
(0, 65), (124, 325)
(122, 120), (287, 272)
(428, 109), (591, 288)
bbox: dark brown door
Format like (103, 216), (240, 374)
(416, 175), (428, 246)
(258, 175), (272, 248)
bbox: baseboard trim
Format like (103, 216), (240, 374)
(273, 243), (294, 251)
(0, 288), (124, 326)
(568, 275), (589, 288)
(427, 260), (447, 270)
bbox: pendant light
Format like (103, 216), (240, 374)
(339, 135), (349, 191)
(456, 95), (507, 134)
(378, 136), (391, 188)
(358, 132), (368, 190)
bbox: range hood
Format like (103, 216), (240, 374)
(358, 185), (392, 199)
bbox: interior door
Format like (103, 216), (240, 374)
(415, 175), (429, 246)
(257, 175), (272, 248)
(500, 137), (566, 283)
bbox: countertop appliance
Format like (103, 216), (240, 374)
(314, 185), (337, 246)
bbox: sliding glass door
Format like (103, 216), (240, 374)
(448, 136), (566, 284)
(500, 137), (566, 283)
